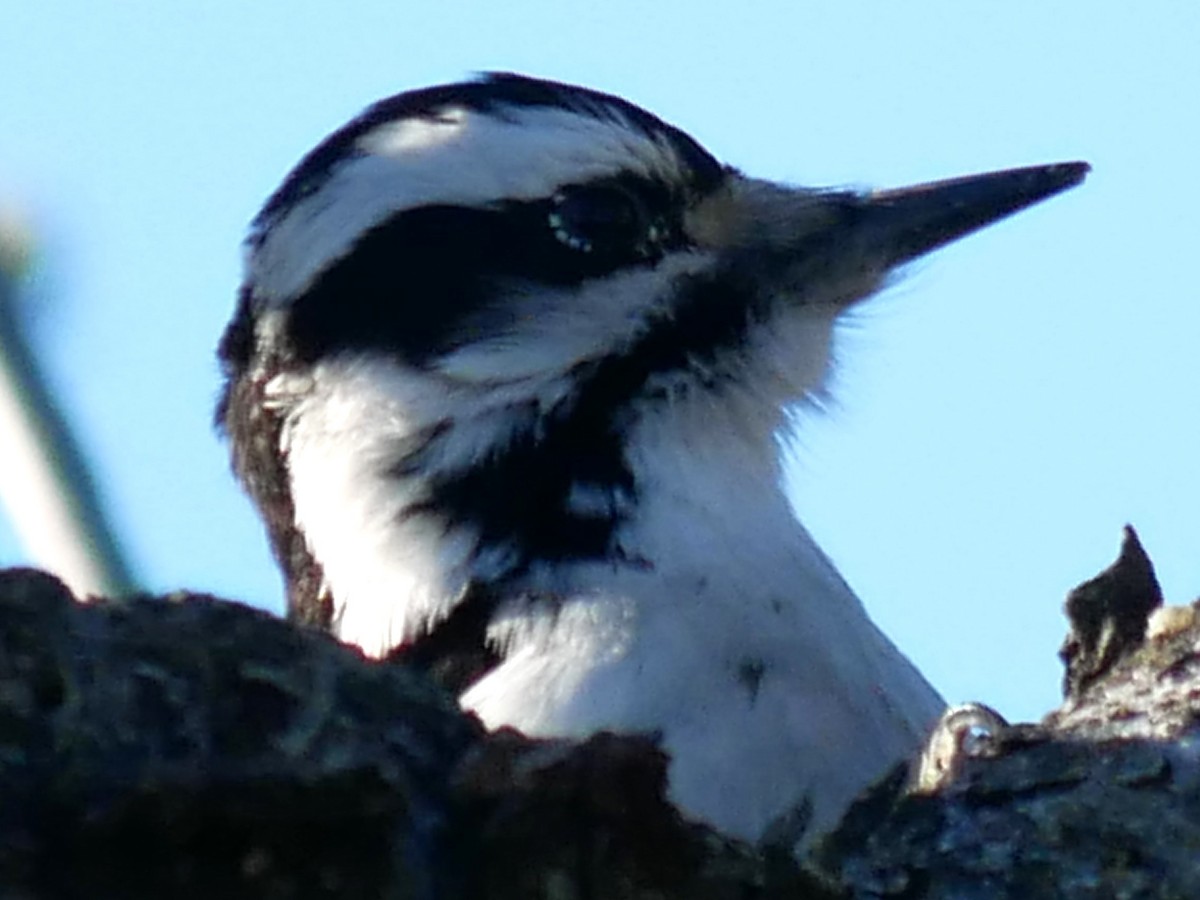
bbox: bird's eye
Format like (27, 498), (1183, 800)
(548, 184), (667, 259)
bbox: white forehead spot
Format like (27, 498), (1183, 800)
(249, 104), (690, 305)
(357, 106), (469, 155)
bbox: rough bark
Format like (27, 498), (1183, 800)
(1, 526), (1196, 898)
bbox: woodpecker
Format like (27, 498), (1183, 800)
(217, 73), (1087, 849)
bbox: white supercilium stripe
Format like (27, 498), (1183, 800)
(249, 105), (689, 306)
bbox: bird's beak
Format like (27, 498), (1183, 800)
(857, 161), (1090, 267)
(693, 161), (1089, 289)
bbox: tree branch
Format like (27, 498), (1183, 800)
(1, 526), (1196, 898)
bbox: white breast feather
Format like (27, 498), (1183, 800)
(461, 381), (942, 842)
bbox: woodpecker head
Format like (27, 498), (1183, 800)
(217, 73), (1086, 655)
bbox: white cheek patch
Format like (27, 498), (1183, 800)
(277, 353), (581, 655)
(249, 104), (691, 306)
(432, 250), (714, 384)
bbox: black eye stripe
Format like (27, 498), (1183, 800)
(283, 176), (697, 366)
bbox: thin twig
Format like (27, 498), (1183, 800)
(0, 217), (137, 597)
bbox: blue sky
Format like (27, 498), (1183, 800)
(1, 3), (1196, 723)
